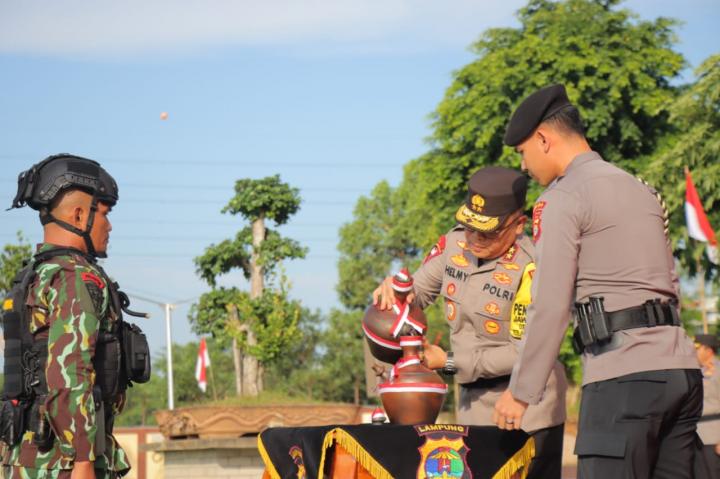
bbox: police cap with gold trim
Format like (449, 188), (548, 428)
(503, 84), (573, 147)
(455, 167), (528, 233)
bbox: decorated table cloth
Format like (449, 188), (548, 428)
(258, 424), (534, 479)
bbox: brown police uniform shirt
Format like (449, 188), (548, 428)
(510, 152), (698, 405)
(413, 227), (567, 432)
(698, 358), (720, 445)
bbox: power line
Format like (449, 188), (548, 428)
(0, 157), (406, 169)
(0, 178), (379, 193)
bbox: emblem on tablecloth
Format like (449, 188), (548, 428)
(289, 445), (307, 479)
(415, 425), (472, 479)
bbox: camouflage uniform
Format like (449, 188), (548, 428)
(2, 244), (130, 479)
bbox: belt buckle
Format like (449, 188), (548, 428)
(644, 300), (657, 327)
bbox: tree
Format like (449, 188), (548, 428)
(191, 175), (307, 397)
(0, 232), (32, 297)
(645, 53), (720, 276)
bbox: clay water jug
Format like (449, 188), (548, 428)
(378, 336), (447, 425)
(362, 269), (428, 364)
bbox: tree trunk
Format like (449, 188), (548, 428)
(232, 337), (243, 396)
(228, 305), (243, 396)
(353, 377), (360, 406)
(243, 216), (266, 397)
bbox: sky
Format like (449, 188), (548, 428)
(1, 0), (719, 352)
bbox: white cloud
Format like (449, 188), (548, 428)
(0, 0), (523, 57)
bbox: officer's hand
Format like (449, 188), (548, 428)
(372, 276), (396, 310)
(715, 442), (720, 456)
(71, 461), (96, 479)
(421, 339), (446, 370)
(372, 277), (416, 310)
(492, 389), (528, 431)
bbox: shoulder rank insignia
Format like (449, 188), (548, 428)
(423, 235), (447, 265)
(500, 243), (518, 263)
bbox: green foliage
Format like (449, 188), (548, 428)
(189, 278), (304, 364)
(117, 339), (240, 425)
(337, 181), (422, 309)
(336, 0), (699, 392)
(222, 174), (302, 225)
(0, 232), (32, 297)
(312, 309), (367, 404)
(194, 227), (306, 286)
(558, 327), (583, 385)
(190, 175), (307, 373)
(645, 53), (720, 275)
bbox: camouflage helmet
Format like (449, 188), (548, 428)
(10, 153), (118, 211)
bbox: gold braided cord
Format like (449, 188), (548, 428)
(637, 176), (670, 237)
(491, 436), (536, 479)
(318, 428), (393, 479)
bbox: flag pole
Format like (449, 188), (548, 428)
(209, 350), (218, 402)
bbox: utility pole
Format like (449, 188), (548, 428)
(128, 293), (195, 411)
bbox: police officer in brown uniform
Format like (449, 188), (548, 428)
(695, 334), (720, 478)
(493, 84), (701, 479)
(373, 167), (567, 479)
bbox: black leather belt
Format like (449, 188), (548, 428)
(573, 299), (680, 354)
(461, 375), (510, 390)
(605, 302), (679, 331)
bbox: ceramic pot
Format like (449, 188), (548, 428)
(362, 294), (428, 364)
(378, 336), (447, 425)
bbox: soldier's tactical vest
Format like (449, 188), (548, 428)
(0, 248), (150, 447)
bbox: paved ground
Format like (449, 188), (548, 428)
(562, 432), (578, 479)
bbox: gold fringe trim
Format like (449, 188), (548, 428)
(257, 434), (281, 479)
(491, 436), (536, 479)
(318, 427), (393, 479)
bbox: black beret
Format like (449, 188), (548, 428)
(503, 84), (573, 146)
(455, 167), (528, 232)
(695, 334), (719, 350)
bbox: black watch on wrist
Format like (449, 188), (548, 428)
(442, 351), (457, 376)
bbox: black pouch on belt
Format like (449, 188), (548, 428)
(0, 399), (26, 446)
(122, 322), (151, 384)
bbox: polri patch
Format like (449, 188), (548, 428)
(423, 235), (447, 264)
(532, 201), (547, 243)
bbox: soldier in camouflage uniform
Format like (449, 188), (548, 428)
(3, 155), (134, 478)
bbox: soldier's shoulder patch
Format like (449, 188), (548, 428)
(532, 201), (547, 243)
(81, 271), (106, 289)
(423, 235), (447, 264)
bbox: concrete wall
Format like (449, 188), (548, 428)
(115, 427), (164, 479)
(144, 437), (264, 479)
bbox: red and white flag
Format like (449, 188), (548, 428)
(685, 168), (718, 264)
(195, 338), (211, 393)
